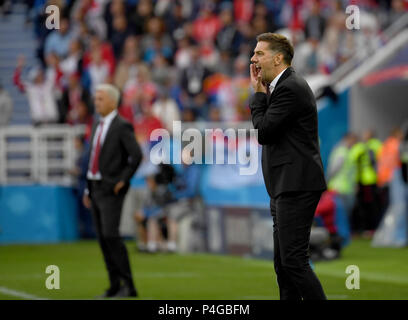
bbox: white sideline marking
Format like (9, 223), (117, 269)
(0, 286), (49, 300)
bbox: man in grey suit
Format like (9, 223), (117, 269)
(83, 84), (142, 298)
(249, 33), (327, 300)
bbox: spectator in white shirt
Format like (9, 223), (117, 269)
(13, 56), (59, 125)
(152, 85), (180, 134)
(87, 49), (111, 95)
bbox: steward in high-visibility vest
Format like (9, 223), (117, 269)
(328, 134), (358, 195)
(349, 130), (382, 233)
(327, 133), (358, 221)
(349, 138), (381, 186)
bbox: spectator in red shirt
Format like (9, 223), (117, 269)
(82, 32), (116, 76)
(311, 190), (343, 260)
(315, 190), (337, 235)
(133, 103), (164, 145)
(234, 0), (254, 24)
(192, 5), (222, 44)
(122, 63), (157, 112)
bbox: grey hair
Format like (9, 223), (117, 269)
(95, 84), (120, 107)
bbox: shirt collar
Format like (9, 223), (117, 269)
(100, 109), (117, 125)
(269, 67), (288, 92)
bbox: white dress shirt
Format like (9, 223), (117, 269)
(87, 109), (118, 180)
(269, 67), (288, 94)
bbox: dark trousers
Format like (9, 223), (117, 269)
(90, 181), (135, 292)
(352, 184), (381, 232)
(271, 190), (326, 300)
(378, 185), (389, 228)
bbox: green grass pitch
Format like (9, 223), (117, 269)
(0, 239), (407, 300)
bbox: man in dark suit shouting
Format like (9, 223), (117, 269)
(249, 33), (327, 300)
(83, 84), (142, 298)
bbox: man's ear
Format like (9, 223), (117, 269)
(275, 53), (283, 66)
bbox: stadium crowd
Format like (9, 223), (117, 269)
(7, 0), (406, 131)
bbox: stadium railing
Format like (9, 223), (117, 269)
(0, 125), (85, 185)
(332, 12), (408, 90)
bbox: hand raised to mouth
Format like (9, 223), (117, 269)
(250, 63), (267, 93)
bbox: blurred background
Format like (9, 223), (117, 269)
(0, 0), (408, 299)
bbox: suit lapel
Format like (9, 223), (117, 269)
(276, 66), (294, 88)
(89, 121), (98, 145)
(87, 121), (99, 164)
(100, 114), (119, 155)
(268, 67), (294, 104)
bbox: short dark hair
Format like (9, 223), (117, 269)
(256, 33), (294, 65)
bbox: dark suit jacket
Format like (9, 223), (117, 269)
(250, 67), (326, 198)
(87, 114), (142, 196)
